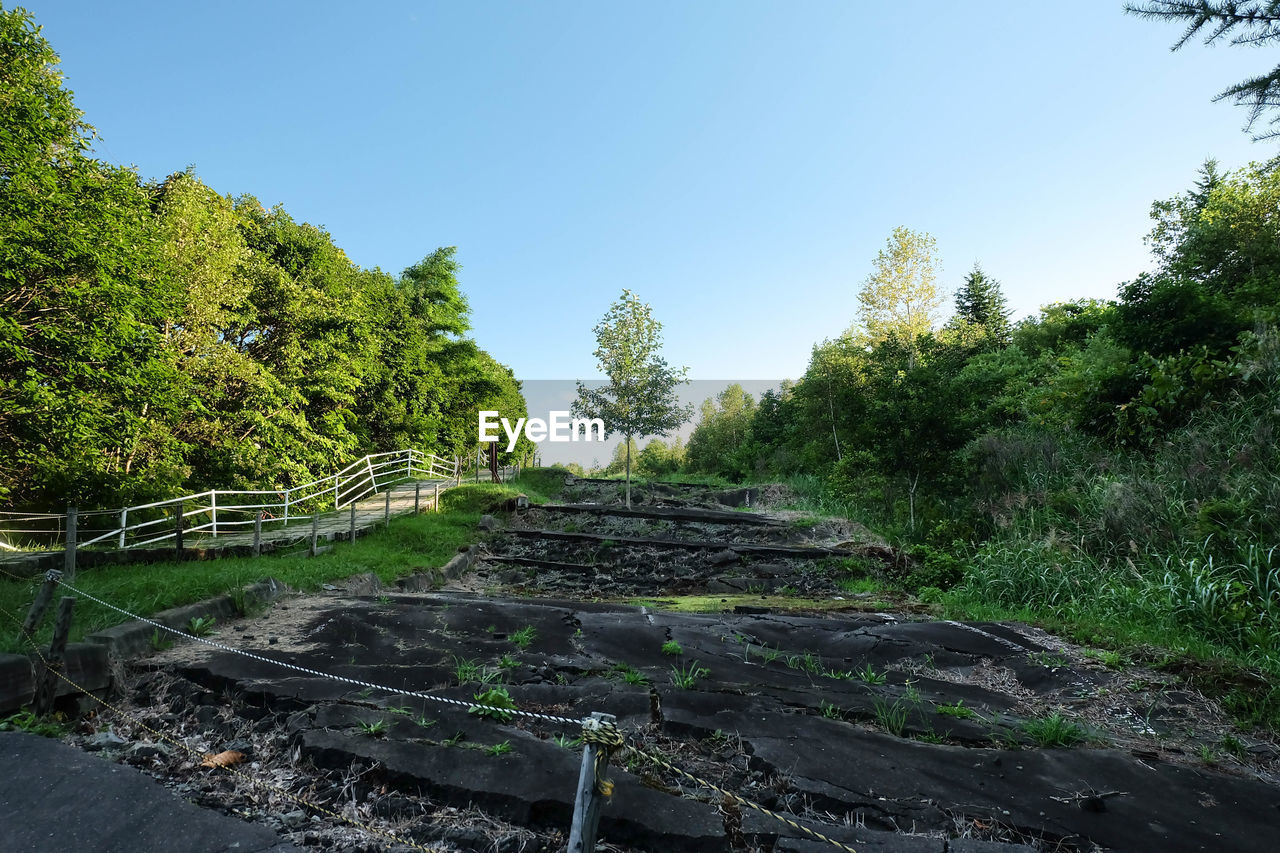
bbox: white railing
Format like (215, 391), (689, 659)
(0, 448), (461, 553)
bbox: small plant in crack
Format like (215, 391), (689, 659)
(358, 718), (389, 737)
(469, 687), (517, 723)
(1021, 712), (1086, 748)
(498, 654), (519, 669)
(415, 716), (436, 729)
(608, 663), (649, 685)
(671, 660), (710, 689)
(819, 701), (842, 720)
(510, 625), (537, 650)
(873, 697), (911, 736)
(485, 740), (513, 757)
(936, 700), (977, 719)
(188, 615), (216, 637)
(454, 656), (502, 686)
(856, 663), (886, 685)
(553, 733), (582, 749)
(661, 640), (683, 656)
(150, 628), (174, 651)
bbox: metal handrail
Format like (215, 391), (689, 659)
(4, 448), (464, 552)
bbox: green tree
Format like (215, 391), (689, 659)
(0, 7), (184, 506)
(950, 263), (1011, 344)
(572, 291), (690, 507)
(1127, 1), (1280, 138)
(685, 384), (758, 478)
(856, 227), (944, 346)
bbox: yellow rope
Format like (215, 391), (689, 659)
(1, 603), (446, 853)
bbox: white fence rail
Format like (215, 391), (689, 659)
(0, 448), (463, 553)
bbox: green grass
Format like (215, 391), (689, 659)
(935, 700), (978, 719)
(0, 479), (547, 655)
(469, 687), (517, 723)
(509, 625), (537, 650)
(661, 640), (683, 656)
(670, 660), (710, 689)
(1020, 712), (1087, 748)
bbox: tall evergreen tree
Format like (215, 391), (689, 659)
(1127, 1), (1280, 138)
(953, 263), (1012, 343)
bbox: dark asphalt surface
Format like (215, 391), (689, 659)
(0, 731), (297, 853)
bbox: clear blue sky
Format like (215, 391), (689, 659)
(24, 0), (1270, 382)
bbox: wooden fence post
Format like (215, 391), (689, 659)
(33, 596), (75, 717)
(63, 507), (77, 582)
(384, 488), (391, 526)
(309, 513), (319, 556)
(567, 712), (615, 853)
(434, 483), (440, 513)
(252, 512), (263, 557)
(414, 482), (421, 515)
(19, 574), (58, 645)
(349, 501), (357, 543)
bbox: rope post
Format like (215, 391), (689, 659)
(568, 712), (616, 853)
(309, 512), (319, 557)
(174, 500), (185, 556)
(434, 483), (440, 513)
(252, 511), (263, 557)
(384, 488), (391, 526)
(349, 501), (357, 543)
(19, 571), (60, 645)
(33, 596), (75, 717)
(414, 482), (421, 515)
(63, 506), (77, 582)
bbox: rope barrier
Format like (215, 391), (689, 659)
(0, 603), (448, 853)
(3, 564), (870, 852)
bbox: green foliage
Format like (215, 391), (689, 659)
(150, 629), (174, 651)
(469, 687), (517, 723)
(0, 710), (69, 738)
(509, 625), (537, 650)
(872, 696), (911, 737)
(187, 616), (216, 637)
(685, 384), (758, 479)
(358, 718), (389, 737)
(935, 700), (977, 720)
(661, 640), (683, 656)
(454, 656), (502, 686)
(571, 290), (691, 507)
(485, 740), (513, 756)
(856, 226), (945, 344)
(0, 8), (526, 509)
(1127, 2), (1280, 139)
(670, 660), (709, 689)
(950, 263), (1011, 344)
(855, 663), (886, 685)
(1020, 712), (1086, 748)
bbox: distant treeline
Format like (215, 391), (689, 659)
(0, 7), (528, 509)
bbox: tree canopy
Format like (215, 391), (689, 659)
(0, 7), (525, 509)
(571, 290), (689, 507)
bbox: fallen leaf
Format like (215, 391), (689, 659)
(201, 750), (245, 768)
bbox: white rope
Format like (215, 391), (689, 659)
(55, 578), (587, 728)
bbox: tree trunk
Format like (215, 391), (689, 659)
(624, 434), (632, 509)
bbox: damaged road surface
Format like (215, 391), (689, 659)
(82, 480), (1280, 852)
(128, 591), (1279, 853)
